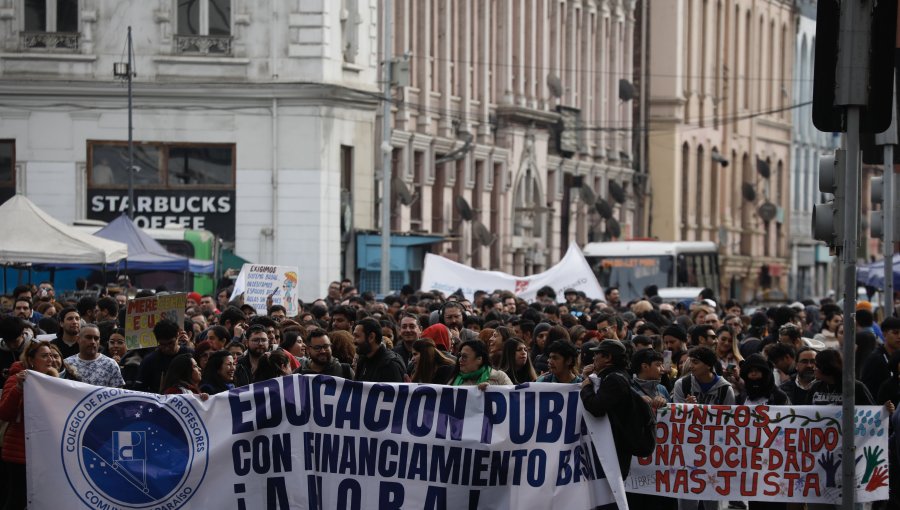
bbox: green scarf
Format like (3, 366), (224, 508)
(453, 365), (491, 386)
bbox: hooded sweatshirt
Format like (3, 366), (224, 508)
(672, 373), (735, 405)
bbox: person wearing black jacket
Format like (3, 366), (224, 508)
(861, 317), (900, 398)
(135, 319), (191, 393)
(738, 354), (789, 406)
(295, 328), (354, 379)
(580, 340), (634, 481)
(806, 349), (877, 406)
(353, 318), (406, 382)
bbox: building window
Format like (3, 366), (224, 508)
(176, 0), (232, 56)
(88, 141), (235, 188)
(0, 140), (16, 204)
(21, 0), (79, 51)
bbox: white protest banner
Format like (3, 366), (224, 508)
(124, 293), (186, 349)
(25, 373), (624, 510)
(420, 243), (604, 303)
(230, 263), (300, 316)
(626, 403), (889, 504)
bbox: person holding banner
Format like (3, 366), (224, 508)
(498, 338), (537, 384)
(295, 328), (354, 379)
(449, 340), (512, 388)
(535, 340), (582, 384)
(161, 353), (209, 400)
(199, 351), (236, 394)
(410, 338), (455, 384)
(0, 341), (57, 510)
(352, 318), (406, 383)
(579, 339), (637, 503)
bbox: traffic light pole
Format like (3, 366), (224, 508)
(885, 143), (894, 317)
(841, 107), (860, 510)
(835, 2), (869, 506)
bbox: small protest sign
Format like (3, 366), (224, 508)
(229, 264), (300, 316)
(124, 293), (186, 349)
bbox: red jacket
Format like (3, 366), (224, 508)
(0, 362), (26, 464)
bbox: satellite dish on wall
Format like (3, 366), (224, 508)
(741, 183), (757, 202)
(756, 158), (771, 179)
(547, 73), (564, 98)
(579, 184), (597, 205)
(618, 79), (636, 102)
(456, 196), (474, 221)
(472, 221), (495, 246)
(594, 198), (613, 220)
(609, 181), (626, 204)
(392, 176), (417, 206)
(757, 201), (777, 222)
(606, 218), (622, 239)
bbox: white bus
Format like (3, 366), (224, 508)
(582, 241), (720, 302)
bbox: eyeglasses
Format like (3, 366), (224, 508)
(310, 344), (331, 351)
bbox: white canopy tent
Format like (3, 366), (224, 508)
(0, 195), (127, 265)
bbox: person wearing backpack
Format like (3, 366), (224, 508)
(581, 340), (654, 509)
(672, 346), (734, 510)
(673, 346), (736, 406)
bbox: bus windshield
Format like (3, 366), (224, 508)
(587, 255), (673, 302)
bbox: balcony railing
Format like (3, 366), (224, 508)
(174, 35), (233, 56)
(20, 31), (80, 52)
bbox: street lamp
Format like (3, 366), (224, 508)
(113, 26), (136, 219)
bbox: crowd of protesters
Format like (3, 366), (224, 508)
(1, 279), (899, 509)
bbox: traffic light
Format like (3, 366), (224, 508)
(812, 150), (846, 248)
(871, 176), (884, 238)
(813, 0), (898, 133)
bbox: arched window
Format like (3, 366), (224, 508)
(696, 145), (705, 236)
(512, 164), (543, 238)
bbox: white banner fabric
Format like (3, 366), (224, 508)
(25, 373), (623, 510)
(229, 263), (300, 316)
(420, 243), (604, 303)
(626, 403), (889, 504)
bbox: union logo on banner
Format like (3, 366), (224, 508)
(515, 280), (530, 293)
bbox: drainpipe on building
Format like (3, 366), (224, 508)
(637, 0), (649, 237)
(270, 2), (279, 264)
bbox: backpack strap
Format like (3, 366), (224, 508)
(680, 374), (692, 399)
(716, 384), (729, 404)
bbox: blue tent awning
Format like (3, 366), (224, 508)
(858, 254), (900, 290)
(37, 214), (191, 272)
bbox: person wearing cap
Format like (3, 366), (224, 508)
(186, 291), (202, 310)
(580, 340), (635, 481)
(860, 317), (900, 399)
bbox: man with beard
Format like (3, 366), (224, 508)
(64, 324), (124, 388)
(52, 307), (82, 359)
(353, 318), (406, 382)
(235, 324), (270, 386)
(295, 328), (354, 378)
(779, 346), (817, 405)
